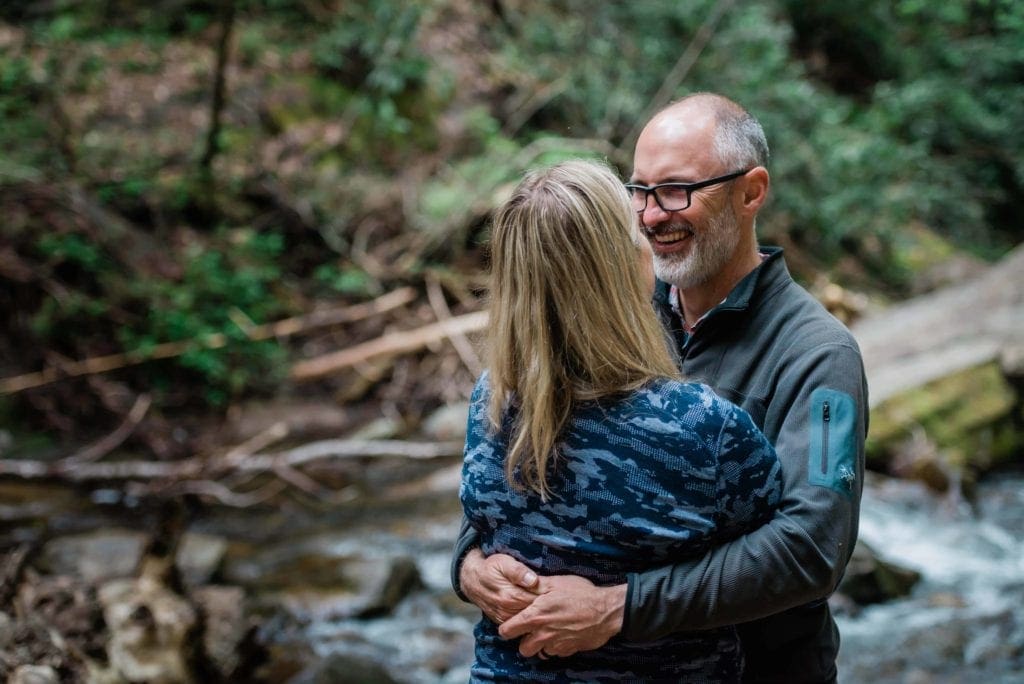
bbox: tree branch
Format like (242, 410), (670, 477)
(0, 287), (416, 395)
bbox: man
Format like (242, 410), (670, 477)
(452, 92), (868, 683)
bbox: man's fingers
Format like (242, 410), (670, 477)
(514, 630), (548, 658)
(497, 607), (538, 640)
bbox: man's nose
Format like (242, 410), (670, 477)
(640, 201), (671, 229)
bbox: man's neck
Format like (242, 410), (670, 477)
(677, 249), (763, 326)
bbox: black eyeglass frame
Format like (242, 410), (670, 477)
(624, 169), (751, 213)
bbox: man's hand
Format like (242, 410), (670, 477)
(460, 548), (541, 625)
(498, 575), (626, 658)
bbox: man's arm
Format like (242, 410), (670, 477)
(500, 342), (867, 650)
(623, 342), (867, 638)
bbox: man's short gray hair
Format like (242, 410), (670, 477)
(713, 109), (769, 170)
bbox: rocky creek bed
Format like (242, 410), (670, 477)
(3, 456), (1023, 683)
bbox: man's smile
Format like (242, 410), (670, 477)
(645, 226), (694, 254)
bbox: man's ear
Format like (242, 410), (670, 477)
(738, 167), (769, 218)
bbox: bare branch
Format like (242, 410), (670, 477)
(0, 287), (416, 395)
(62, 394), (152, 465)
(426, 275), (483, 377)
(0, 438), (463, 482)
(291, 310), (488, 382)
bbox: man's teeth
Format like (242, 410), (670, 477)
(654, 230), (690, 243)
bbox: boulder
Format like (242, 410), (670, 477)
(8, 665), (59, 684)
(290, 651), (402, 684)
(98, 574), (198, 684)
(245, 554), (425, 622)
(838, 539), (921, 606)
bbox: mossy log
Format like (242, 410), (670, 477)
(852, 243), (1024, 475)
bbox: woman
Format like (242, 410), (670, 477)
(460, 159), (782, 682)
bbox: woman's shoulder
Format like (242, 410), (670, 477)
(642, 377), (734, 415)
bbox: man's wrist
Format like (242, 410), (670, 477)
(601, 583), (628, 636)
(453, 544), (481, 602)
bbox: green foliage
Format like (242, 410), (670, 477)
(3, 0), (1024, 425)
(116, 229), (288, 405)
(313, 263), (376, 296)
(311, 1), (436, 147)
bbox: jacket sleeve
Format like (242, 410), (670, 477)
(450, 516), (481, 602)
(621, 342), (867, 639)
(450, 373), (489, 602)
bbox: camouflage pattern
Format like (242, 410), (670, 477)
(460, 374), (783, 682)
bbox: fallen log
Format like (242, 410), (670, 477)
(852, 243), (1024, 407)
(0, 438), (464, 482)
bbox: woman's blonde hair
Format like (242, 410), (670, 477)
(486, 159), (680, 499)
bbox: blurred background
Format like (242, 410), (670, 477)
(1, 1), (1022, 682)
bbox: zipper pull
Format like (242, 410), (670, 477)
(823, 401), (831, 422)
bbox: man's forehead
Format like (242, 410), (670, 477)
(632, 114), (717, 180)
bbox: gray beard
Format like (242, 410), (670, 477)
(652, 206), (741, 290)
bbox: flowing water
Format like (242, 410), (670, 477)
(271, 471), (1024, 683)
(834, 473), (1024, 683)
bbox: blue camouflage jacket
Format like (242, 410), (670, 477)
(461, 373), (783, 682)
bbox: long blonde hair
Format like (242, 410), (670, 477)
(486, 159), (680, 499)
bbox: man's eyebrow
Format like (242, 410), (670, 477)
(629, 175), (694, 185)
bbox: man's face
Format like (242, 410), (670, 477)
(631, 113), (743, 290)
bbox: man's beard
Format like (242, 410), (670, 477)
(651, 203), (741, 290)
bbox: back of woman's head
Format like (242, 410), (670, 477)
(486, 159), (679, 497)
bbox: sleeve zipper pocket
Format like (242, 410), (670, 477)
(821, 401), (831, 475)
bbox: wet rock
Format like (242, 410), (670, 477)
(192, 585), (263, 680)
(224, 548), (355, 590)
(888, 430), (953, 493)
(36, 528), (229, 589)
(247, 554), (425, 622)
(177, 532), (228, 587)
(420, 401), (470, 442)
(37, 529), (147, 582)
(838, 539), (921, 605)
(290, 651), (402, 684)
(253, 639), (316, 683)
(356, 556), (424, 618)
(98, 574), (198, 684)
(902, 609), (1022, 673)
(9, 665), (59, 684)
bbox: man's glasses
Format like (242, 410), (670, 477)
(624, 169), (750, 213)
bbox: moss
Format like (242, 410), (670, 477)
(867, 362), (1021, 473)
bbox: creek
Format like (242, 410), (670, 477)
(267, 469), (1024, 683)
(3, 460), (1023, 682)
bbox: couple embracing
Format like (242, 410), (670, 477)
(455, 93), (868, 683)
